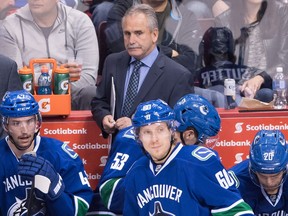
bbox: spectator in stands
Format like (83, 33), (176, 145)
(0, 0), (99, 110)
(229, 130), (288, 215)
(91, 4), (193, 139)
(103, 0), (201, 74)
(215, 0), (288, 77)
(197, 26), (273, 103)
(0, 0), (15, 19)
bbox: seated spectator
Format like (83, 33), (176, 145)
(0, 0), (99, 110)
(215, 0), (288, 78)
(103, 0), (201, 74)
(197, 26), (273, 104)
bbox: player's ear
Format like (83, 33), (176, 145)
(3, 124), (8, 133)
(183, 129), (196, 144)
(35, 121), (41, 132)
(2, 118), (9, 132)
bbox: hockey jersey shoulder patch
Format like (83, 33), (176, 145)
(61, 141), (78, 159)
(191, 146), (216, 161)
(123, 127), (136, 140)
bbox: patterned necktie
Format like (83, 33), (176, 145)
(122, 61), (143, 116)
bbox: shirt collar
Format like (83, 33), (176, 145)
(129, 46), (159, 67)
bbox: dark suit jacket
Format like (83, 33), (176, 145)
(91, 50), (194, 135)
(0, 54), (23, 138)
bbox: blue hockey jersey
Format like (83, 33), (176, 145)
(230, 159), (288, 215)
(123, 144), (254, 215)
(0, 136), (93, 215)
(98, 126), (144, 213)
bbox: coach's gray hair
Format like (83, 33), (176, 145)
(122, 4), (158, 32)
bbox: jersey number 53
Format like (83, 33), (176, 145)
(110, 153), (129, 170)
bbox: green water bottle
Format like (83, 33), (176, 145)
(19, 66), (34, 94)
(54, 65), (70, 94)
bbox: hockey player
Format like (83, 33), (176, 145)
(0, 90), (93, 215)
(229, 130), (288, 215)
(173, 94), (221, 146)
(88, 94), (222, 215)
(123, 99), (254, 215)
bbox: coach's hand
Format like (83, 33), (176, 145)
(18, 154), (65, 200)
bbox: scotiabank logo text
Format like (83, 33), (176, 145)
(216, 139), (250, 147)
(234, 123), (288, 133)
(43, 128), (87, 135)
(73, 142), (110, 150)
(87, 173), (101, 180)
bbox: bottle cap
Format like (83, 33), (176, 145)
(276, 66), (283, 73)
(19, 66), (32, 74)
(41, 65), (49, 73)
(55, 65), (69, 74)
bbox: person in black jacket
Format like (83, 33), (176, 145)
(91, 4), (193, 139)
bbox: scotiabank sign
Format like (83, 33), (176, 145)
(40, 111), (288, 189)
(215, 116), (288, 169)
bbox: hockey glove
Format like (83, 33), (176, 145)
(18, 154), (65, 200)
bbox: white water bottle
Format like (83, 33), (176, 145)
(272, 66), (287, 109)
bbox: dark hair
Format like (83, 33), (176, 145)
(229, 0), (282, 40)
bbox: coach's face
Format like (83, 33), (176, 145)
(122, 12), (158, 60)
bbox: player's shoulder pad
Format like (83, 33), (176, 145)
(191, 146), (217, 161)
(61, 141), (78, 159)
